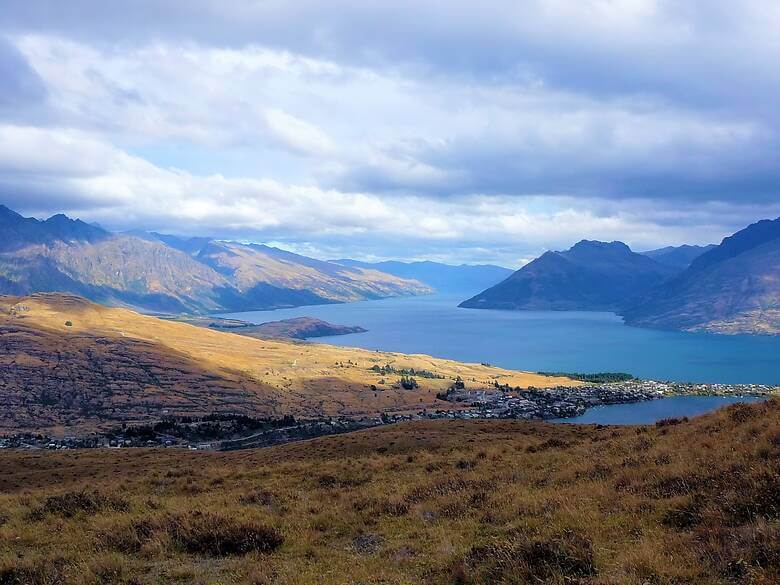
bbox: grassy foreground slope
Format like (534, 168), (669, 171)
(0, 293), (577, 432)
(0, 399), (777, 584)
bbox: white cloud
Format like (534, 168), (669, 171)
(5, 124), (778, 267)
(263, 108), (335, 156)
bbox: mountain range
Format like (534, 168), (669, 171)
(0, 205), (431, 313)
(461, 220), (780, 335)
(332, 259), (513, 295)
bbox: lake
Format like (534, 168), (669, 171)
(551, 395), (767, 425)
(219, 294), (780, 385)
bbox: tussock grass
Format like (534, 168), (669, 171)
(0, 399), (777, 584)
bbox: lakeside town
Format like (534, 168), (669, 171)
(2, 378), (777, 451)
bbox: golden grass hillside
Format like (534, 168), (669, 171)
(0, 399), (777, 584)
(0, 293), (578, 432)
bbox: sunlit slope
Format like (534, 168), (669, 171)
(0, 293), (578, 431)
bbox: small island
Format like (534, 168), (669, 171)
(171, 314), (367, 340)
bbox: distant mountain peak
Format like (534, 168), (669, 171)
(570, 239), (629, 250)
(642, 244), (716, 269)
(460, 239), (675, 312)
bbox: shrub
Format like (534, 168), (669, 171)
(103, 511), (283, 557)
(64, 321), (73, 327)
(28, 490), (129, 520)
(662, 495), (704, 530)
(459, 530), (597, 583)
(239, 490), (275, 506)
(175, 513), (283, 556)
(0, 555), (67, 585)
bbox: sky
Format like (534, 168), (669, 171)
(1, 1), (780, 267)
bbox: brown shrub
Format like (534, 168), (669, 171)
(645, 474), (700, 498)
(28, 490), (129, 520)
(0, 555), (66, 585)
(662, 495), (705, 530)
(102, 511), (283, 557)
(238, 489), (275, 506)
(459, 530), (597, 583)
(717, 470), (780, 525)
(696, 522), (780, 581)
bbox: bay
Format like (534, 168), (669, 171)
(219, 294), (780, 385)
(551, 395), (767, 425)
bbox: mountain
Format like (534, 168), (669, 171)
(0, 206), (431, 314)
(332, 259), (513, 295)
(623, 218), (780, 334)
(186, 240), (432, 302)
(459, 240), (677, 311)
(642, 244), (716, 269)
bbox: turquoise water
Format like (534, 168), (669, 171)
(551, 396), (767, 425)
(219, 294), (780, 385)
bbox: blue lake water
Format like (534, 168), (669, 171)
(551, 396), (767, 425)
(219, 294), (780, 385)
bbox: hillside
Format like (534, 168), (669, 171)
(0, 206), (431, 314)
(460, 240), (676, 311)
(188, 240), (432, 303)
(0, 293), (577, 432)
(333, 259), (513, 295)
(641, 244), (716, 269)
(0, 399), (777, 584)
(623, 218), (780, 334)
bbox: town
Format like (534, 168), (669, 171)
(2, 379), (777, 451)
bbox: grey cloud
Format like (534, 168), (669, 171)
(3, 1), (779, 111)
(1, 1), (780, 263)
(0, 37), (46, 111)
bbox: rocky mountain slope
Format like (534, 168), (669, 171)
(459, 240), (677, 311)
(0, 293), (577, 432)
(0, 206), (431, 313)
(641, 244), (716, 269)
(333, 259), (513, 295)
(623, 218), (780, 334)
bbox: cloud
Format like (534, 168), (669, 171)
(263, 109), (335, 156)
(0, 36), (46, 112)
(4, 124), (778, 266)
(12, 35), (779, 204)
(0, 3), (779, 263)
